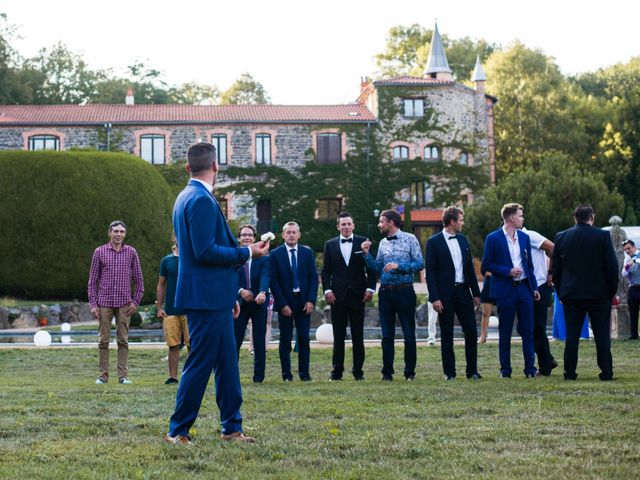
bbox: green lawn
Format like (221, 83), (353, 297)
(0, 341), (638, 479)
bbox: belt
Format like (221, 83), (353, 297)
(454, 282), (467, 287)
(292, 291), (301, 297)
(630, 285), (640, 289)
(380, 284), (413, 290)
(512, 278), (525, 286)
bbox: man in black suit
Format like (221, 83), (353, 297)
(425, 206), (482, 380)
(552, 204), (618, 381)
(321, 212), (377, 381)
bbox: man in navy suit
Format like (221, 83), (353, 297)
(234, 224), (271, 383)
(425, 206), (482, 380)
(321, 211), (376, 381)
(270, 221), (319, 381)
(164, 143), (269, 445)
(552, 204), (618, 380)
(481, 203), (539, 378)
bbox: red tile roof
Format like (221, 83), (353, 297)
(0, 104), (377, 126)
(374, 76), (455, 87)
(402, 209), (444, 223)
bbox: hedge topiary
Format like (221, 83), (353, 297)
(0, 151), (174, 302)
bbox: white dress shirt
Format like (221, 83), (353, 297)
(502, 226), (525, 280)
(340, 235), (353, 266)
(443, 231), (465, 283)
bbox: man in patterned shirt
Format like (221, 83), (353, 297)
(622, 239), (640, 340)
(362, 209), (424, 381)
(88, 220), (144, 385)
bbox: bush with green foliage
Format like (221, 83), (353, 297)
(0, 151), (174, 301)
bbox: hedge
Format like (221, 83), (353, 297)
(0, 151), (174, 302)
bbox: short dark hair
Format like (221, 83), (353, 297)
(109, 220), (126, 231)
(187, 142), (216, 174)
(442, 206), (463, 227)
(623, 239), (636, 247)
(501, 203), (523, 220)
(574, 204), (594, 223)
(337, 211), (353, 223)
(237, 224), (257, 238)
(380, 209), (402, 228)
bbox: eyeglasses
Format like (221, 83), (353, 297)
(240, 233), (255, 237)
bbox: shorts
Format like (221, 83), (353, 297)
(480, 276), (496, 305)
(163, 315), (190, 348)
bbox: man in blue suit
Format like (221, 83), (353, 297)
(270, 221), (319, 381)
(164, 143), (269, 445)
(481, 203), (539, 378)
(425, 206), (482, 381)
(234, 224), (271, 383)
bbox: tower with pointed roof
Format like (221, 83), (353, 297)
(424, 23), (453, 81)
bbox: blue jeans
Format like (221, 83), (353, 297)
(496, 282), (536, 376)
(378, 286), (417, 378)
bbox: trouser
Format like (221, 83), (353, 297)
(533, 283), (555, 374)
(235, 302), (268, 382)
(98, 306), (130, 380)
(378, 286), (417, 378)
(278, 295), (311, 380)
(496, 283), (536, 376)
(330, 289), (365, 379)
(628, 285), (640, 338)
(438, 285), (478, 378)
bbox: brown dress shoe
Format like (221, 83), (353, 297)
(164, 434), (192, 445)
(220, 431), (256, 443)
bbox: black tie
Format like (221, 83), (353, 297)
(448, 235), (457, 240)
(387, 235), (398, 241)
(341, 238), (353, 243)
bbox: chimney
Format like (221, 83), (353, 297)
(125, 87), (134, 105)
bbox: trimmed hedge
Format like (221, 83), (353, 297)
(0, 151), (174, 301)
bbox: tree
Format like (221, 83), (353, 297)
(169, 82), (219, 105)
(220, 73), (270, 105)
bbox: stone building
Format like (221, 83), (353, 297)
(0, 24), (495, 238)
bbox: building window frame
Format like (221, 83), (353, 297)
(22, 129), (65, 151)
(316, 196), (343, 220)
(312, 129), (347, 164)
(409, 180), (433, 207)
(423, 144), (441, 162)
(140, 134), (166, 165)
(255, 133), (272, 165)
(133, 128), (171, 164)
(28, 135), (60, 151)
(403, 98), (425, 118)
(390, 141), (413, 161)
(211, 133), (228, 165)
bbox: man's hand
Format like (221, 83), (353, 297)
(123, 303), (137, 316)
(533, 291), (541, 301)
(509, 267), (523, 278)
(304, 302), (315, 315)
(363, 291), (373, 303)
(432, 300), (444, 313)
(156, 307), (167, 319)
(473, 296), (481, 309)
(383, 262), (399, 273)
(240, 288), (255, 302)
(325, 291), (336, 305)
(233, 301), (240, 319)
(361, 239), (372, 254)
(249, 240), (270, 258)
(91, 307), (100, 319)
(281, 306), (293, 317)
(255, 292), (266, 305)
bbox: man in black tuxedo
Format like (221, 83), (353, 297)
(321, 212), (377, 381)
(552, 204), (618, 381)
(425, 206), (482, 380)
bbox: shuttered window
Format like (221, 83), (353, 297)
(317, 133), (342, 164)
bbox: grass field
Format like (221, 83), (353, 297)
(0, 340), (638, 479)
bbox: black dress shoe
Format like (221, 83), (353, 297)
(551, 359), (559, 370)
(446, 375), (455, 381)
(499, 372), (511, 379)
(599, 373), (614, 381)
(381, 375), (393, 381)
(283, 376), (293, 382)
(405, 375), (416, 381)
(300, 376), (313, 382)
(353, 375), (365, 381)
(525, 373), (536, 379)
(564, 372), (578, 381)
(467, 373), (482, 380)
(329, 376), (342, 382)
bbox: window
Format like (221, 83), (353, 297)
(317, 133), (342, 164)
(256, 134), (271, 165)
(217, 197), (228, 218)
(424, 145), (440, 162)
(393, 145), (409, 160)
(211, 134), (227, 165)
(28, 135), (59, 151)
(317, 197), (342, 219)
(403, 98), (424, 118)
(410, 181), (433, 207)
(140, 134), (165, 164)
(459, 151), (469, 166)
(257, 199), (272, 234)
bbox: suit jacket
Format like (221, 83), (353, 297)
(481, 228), (537, 299)
(425, 231), (480, 304)
(237, 255), (271, 308)
(173, 179), (249, 311)
(552, 223), (618, 301)
(321, 235), (377, 302)
(270, 243), (319, 311)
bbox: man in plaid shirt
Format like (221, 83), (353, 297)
(88, 220), (144, 385)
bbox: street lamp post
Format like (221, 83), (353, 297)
(104, 123), (112, 151)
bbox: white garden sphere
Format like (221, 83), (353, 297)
(488, 316), (499, 328)
(60, 322), (71, 332)
(33, 330), (52, 347)
(60, 335), (72, 344)
(315, 323), (334, 344)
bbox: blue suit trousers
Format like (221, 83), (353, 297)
(496, 283), (536, 376)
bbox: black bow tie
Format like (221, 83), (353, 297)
(448, 235), (458, 240)
(386, 235), (398, 241)
(341, 238), (353, 243)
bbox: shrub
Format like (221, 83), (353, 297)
(0, 151), (174, 302)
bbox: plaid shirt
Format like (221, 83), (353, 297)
(87, 243), (144, 308)
(365, 230), (424, 286)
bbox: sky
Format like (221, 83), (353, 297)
(2, 0), (638, 105)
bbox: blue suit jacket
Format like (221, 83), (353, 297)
(237, 255), (271, 307)
(173, 180), (250, 311)
(270, 243), (319, 311)
(481, 228), (537, 300)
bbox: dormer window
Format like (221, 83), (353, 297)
(403, 98), (424, 118)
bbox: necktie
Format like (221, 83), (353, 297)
(243, 262), (251, 289)
(341, 238), (353, 243)
(387, 235), (398, 241)
(290, 249), (300, 290)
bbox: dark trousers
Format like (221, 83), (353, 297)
(563, 299), (613, 379)
(234, 302), (268, 383)
(628, 285), (640, 338)
(330, 289), (365, 379)
(438, 285), (478, 378)
(533, 283), (555, 374)
(168, 309), (243, 437)
(496, 282), (536, 376)
(278, 295), (311, 380)
(378, 286), (416, 378)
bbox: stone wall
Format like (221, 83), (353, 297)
(0, 302), (92, 330)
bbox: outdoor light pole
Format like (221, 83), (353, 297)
(104, 123), (112, 151)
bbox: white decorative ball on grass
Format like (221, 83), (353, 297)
(316, 323), (334, 344)
(488, 316), (499, 328)
(61, 335), (72, 344)
(60, 322), (71, 332)
(33, 330), (52, 347)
